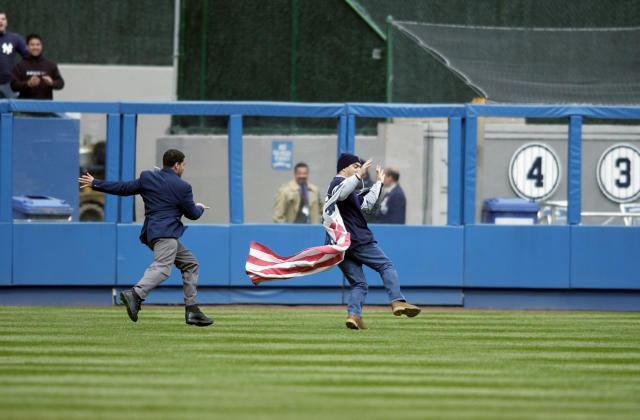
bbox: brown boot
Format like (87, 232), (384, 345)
(391, 300), (421, 317)
(345, 313), (368, 330)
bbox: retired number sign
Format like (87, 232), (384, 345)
(509, 143), (560, 200)
(596, 144), (640, 203)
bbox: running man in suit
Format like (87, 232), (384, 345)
(78, 149), (213, 326)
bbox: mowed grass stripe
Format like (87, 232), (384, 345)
(0, 306), (638, 420)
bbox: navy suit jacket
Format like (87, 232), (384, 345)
(92, 168), (204, 245)
(377, 184), (406, 224)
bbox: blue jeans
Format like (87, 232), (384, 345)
(338, 242), (405, 316)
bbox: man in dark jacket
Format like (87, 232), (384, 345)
(0, 12), (27, 98)
(10, 34), (64, 99)
(376, 168), (406, 224)
(78, 149), (213, 326)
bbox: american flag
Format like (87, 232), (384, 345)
(246, 181), (350, 285)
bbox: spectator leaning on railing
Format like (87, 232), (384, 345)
(11, 33), (64, 100)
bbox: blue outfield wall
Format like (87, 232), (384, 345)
(464, 225), (571, 289)
(12, 223), (116, 286)
(116, 224), (230, 287)
(2, 101), (640, 309)
(570, 226), (640, 289)
(3, 223), (639, 306)
(0, 223), (10, 285)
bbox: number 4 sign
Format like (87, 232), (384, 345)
(597, 144), (640, 203)
(509, 143), (561, 201)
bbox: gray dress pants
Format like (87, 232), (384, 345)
(133, 238), (199, 305)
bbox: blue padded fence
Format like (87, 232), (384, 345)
(1, 100), (639, 309)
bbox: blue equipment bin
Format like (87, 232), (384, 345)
(481, 198), (540, 225)
(13, 195), (73, 221)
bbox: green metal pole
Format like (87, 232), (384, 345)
(178, 0), (186, 98)
(386, 15), (393, 103)
(290, 0), (298, 103)
(200, 0), (209, 127)
(290, 0), (298, 131)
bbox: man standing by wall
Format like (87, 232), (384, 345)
(0, 12), (26, 98)
(11, 34), (64, 99)
(273, 162), (322, 224)
(78, 149), (213, 327)
(376, 168), (406, 224)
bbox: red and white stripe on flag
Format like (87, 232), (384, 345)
(246, 182), (350, 285)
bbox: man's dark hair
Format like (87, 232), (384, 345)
(163, 149), (185, 168)
(294, 162), (308, 171)
(386, 168), (400, 182)
(26, 34), (41, 44)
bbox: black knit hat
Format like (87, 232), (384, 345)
(337, 153), (360, 173)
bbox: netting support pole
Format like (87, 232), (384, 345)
(178, 0), (186, 102)
(568, 115), (582, 225)
(199, 0), (209, 127)
(290, 0), (298, 131)
(172, 0), (181, 101)
(386, 15), (393, 103)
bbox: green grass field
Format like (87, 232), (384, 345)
(0, 306), (638, 420)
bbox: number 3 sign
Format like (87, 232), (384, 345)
(597, 144), (640, 203)
(509, 143), (561, 201)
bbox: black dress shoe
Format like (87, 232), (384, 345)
(185, 305), (213, 327)
(120, 289), (142, 322)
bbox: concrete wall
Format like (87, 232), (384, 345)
(157, 134), (382, 223)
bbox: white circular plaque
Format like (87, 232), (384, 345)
(509, 143), (561, 200)
(596, 144), (640, 203)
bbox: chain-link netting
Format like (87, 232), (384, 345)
(394, 22), (640, 104)
(350, 0), (640, 104)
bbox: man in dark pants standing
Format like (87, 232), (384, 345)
(78, 149), (213, 326)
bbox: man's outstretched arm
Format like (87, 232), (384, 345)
(78, 172), (142, 196)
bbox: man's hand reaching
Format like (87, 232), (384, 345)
(78, 173), (94, 189)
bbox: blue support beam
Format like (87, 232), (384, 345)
(447, 117), (463, 226)
(104, 114), (121, 223)
(568, 115), (582, 225)
(346, 114), (355, 153)
(119, 114), (137, 223)
(228, 114), (244, 224)
(0, 113), (12, 222)
(463, 116), (477, 224)
(337, 115), (347, 158)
